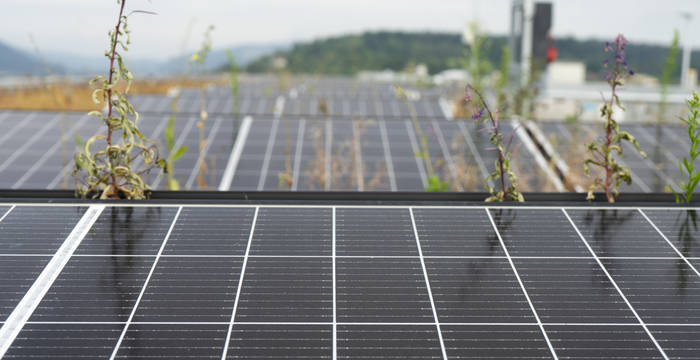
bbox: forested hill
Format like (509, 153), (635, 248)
(245, 31), (699, 79)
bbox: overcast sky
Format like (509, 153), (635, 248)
(1, 0), (699, 59)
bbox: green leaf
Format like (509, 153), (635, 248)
(171, 146), (188, 162)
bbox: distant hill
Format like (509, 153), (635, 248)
(0, 40), (62, 76)
(44, 43), (288, 77)
(246, 31), (700, 80)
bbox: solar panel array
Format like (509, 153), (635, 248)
(0, 75), (691, 193)
(0, 203), (698, 359)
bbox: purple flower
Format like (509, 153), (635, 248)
(471, 107), (485, 121)
(629, 70), (635, 76)
(603, 59), (609, 68)
(604, 41), (610, 52)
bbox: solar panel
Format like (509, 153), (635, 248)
(0, 202), (697, 359)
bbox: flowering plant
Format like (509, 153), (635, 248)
(466, 85), (524, 202)
(584, 34), (646, 202)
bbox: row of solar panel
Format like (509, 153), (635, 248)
(227, 117), (553, 191)
(0, 110), (554, 192)
(0, 111), (234, 190)
(0, 205), (698, 359)
(129, 91), (448, 118)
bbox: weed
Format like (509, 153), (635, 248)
(466, 85), (524, 202)
(163, 112), (188, 190)
(674, 91), (700, 203)
(191, 25), (215, 189)
(395, 86), (449, 192)
(584, 34), (646, 202)
(659, 30), (680, 123)
(73, 0), (164, 199)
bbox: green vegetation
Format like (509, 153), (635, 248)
(674, 92), (700, 203)
(585, 35), (646, 203)
(395, 86), (448, 192)
(73, 0), (164, 199)
(246, 31), (698, 79)
(466, 85), (524, 202)
(462, 23), (492, 93)
(659, 30), (680, 122)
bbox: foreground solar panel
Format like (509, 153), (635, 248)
(0, 203), (698, 359)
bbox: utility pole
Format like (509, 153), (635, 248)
(520, 0), (535, 87)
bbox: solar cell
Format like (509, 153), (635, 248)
(490, 209), (590, 257)
(336, 208), (417, 256)
(0, 256), (50, 321)
(426, 258), (534, 323)
(29, 255), (155, 322)
(643, 209), (700, 258)
(0, 206), (86, 254)
(3, 323), (123, 359)
(337, 325), (443, 359)
(514, 258), (637, 324)
(566, 209), (678, 257)
(114, 324), (228, 359)
(601, 259), (700, 324)
(336, 257), (434, 323)
(249, 207), (332, 256)
(163, 207), (255, 256)
(75, 207), (178, 255)
(132, 257), (243, 322)
(649, 325), (700, 360)
(548, 325), (665, 359)
(225, 324), (332, 359)
(441, 325), (552, 359)
(235, 257), (332, 322)
(413, 209), (504, 256)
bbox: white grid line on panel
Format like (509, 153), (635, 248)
(14, 114), (91, 189)
(561, 208), (670, 360)
(0, 205), (15, 223)
(20, 321), (700, 326)
(108, 206), (183, 360)
(432, 120), (464, 192)
(332, 207), (337, 360)
(0, 204), (105, 358)
(378, 120), (398, 191)
(409, 208), (448, 360)
(638, 208), (700, 278)
(185, 116), (224, 189)
(257, 117), (280, 191)
(219, 116), (253, 191)
(404, 120), (428, 188)
(290, 119), (306, 191)
(220, 206), (259, 360)
(485, 208), (559, 360)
